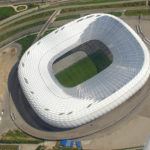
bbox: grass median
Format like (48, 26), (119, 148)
(17, 28), (55, 56)
(1, 10), (54, 32)
(56, 14), (80, 21)
(0, 130), (42, 144)
(61, 1), (145, 13)
(17, 34), (37, 56)
(125, 9), (150, 16)
(50, 0), (131, 8)
(0, 145), (19, 150)
(109, 11), (122, 16)
(0, 20), (47, 42)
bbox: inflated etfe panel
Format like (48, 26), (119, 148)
(18, 14), (150, 128)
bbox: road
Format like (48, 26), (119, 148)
(0, 0), (77, 5)
(34, 9), (61, 42)
(1, 6), (149, 48)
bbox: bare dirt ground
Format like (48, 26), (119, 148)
(19, 144), (39, 150)
(0, 44), (20, 97)
(0, 43), (21, 132)
(0, 43), (20, 99)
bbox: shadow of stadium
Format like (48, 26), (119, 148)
(8, 62), (73, 132)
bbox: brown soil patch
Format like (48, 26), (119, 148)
(0, 44), (20, 99)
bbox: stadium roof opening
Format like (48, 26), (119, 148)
(53, 40), (113, 87)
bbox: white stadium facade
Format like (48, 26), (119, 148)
(18, 13), (150, 128)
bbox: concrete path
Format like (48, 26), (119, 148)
(34, 9), (61, 42)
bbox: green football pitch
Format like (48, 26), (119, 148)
(55, 51), (112, 87)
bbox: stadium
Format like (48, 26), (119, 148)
(18, 13), (150, 129)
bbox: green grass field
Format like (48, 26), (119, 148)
(0, 7), (17, 20)
(53, 0), (132, 7)
(61, 1), (145, 13)
(6, 10), (53, 29)
(55, 51), (112, 87)
(17, 34), (37, 56)
(0, 130), (42, 144)
(56, 14), (80, 21)
(109, 11), (122, 16)
(0, 21), (45, 42)
(125, 9), (150, 16)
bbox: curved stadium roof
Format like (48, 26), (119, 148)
(18, 14), (150, 128)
